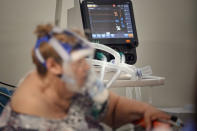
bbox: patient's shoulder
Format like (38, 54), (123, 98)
(10, 71), (45, 116)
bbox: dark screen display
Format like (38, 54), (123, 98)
(87, 4), (134, 39)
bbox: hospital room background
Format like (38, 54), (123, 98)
(0, 0), (197, 127)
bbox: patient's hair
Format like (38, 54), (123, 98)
(32, 24), (85, 76)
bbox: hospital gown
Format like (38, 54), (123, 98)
(0, 94), (108, 131)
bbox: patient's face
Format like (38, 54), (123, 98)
(71, 58), (90, 87)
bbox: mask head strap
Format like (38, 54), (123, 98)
(34, 35), (51, 68)
(34, 28), (94, 69)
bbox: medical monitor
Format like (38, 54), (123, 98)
(81, 0), (138, 47)
(80, 0), (138, 64)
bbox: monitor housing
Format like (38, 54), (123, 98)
(80, 0), (138, 64)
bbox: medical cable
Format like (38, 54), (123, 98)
(0, 103), (5, 108)
(90, 42), (121, 64)
(0, 92), (11, 98)
(0, 81), (16, 88)
(96, 52), (107, 81)
(0, 92), (11, 108)
(106, 53), (124, 88)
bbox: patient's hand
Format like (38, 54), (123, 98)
(143, 106), (170, 130)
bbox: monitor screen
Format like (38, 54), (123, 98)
(87, 4), (134, 39)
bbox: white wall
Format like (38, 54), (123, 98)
(0, 0), (56, 85)
(133, 0), (197, 107)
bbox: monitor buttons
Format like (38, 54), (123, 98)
(126, 39), (131, 43)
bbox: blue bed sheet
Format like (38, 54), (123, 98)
(0, 87), (13, 114)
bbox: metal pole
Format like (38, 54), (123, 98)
(55, 0), (63, 26)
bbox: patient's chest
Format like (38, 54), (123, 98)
(0, 94), (106, 131)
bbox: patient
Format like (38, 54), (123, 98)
(0, 24), (170, 131)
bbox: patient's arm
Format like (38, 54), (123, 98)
(102, 91), (170, 129)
